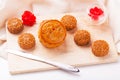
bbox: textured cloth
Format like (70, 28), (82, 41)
(0, 0), (120, 60)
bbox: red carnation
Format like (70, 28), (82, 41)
(88, 6), (104, 20)
(22, 11), (36, 26)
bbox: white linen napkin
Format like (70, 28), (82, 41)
(0, 0), (120, 59)
(107, 0), (120, 53)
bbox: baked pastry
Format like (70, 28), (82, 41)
(74, 30), (91, 46)
(92, 40), (109, 57)
(18, 33), (35, 50)
(38, 20), (66, 48)
(61, 15), (77, 31)
(7, 18), (24, 34)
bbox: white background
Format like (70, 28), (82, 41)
(1, 0), (120, 80)
(1, 57), (120, 80)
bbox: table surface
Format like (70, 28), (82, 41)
(1, 56), (120, 80)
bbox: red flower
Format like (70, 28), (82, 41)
(89, 6), (104, 20)
(22, 11), (36, 26)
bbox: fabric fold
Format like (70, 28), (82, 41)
(0, 0), (120, 60)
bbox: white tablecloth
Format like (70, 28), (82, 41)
(0, 0), (120, 80)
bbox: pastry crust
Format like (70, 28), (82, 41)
(38, 20), (66, 48)
(18, 33), (35, 50)
(61, 15), (77, 31)
(74, 30), (91, 46)
(92, 40), (109, 57)
(7, 18), (24, 34)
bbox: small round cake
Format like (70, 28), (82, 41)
(38, 20), (66, 48)
(7, 18), (24, 34)
(18, 33), (35, 50)
(92, 40), (109, 57)
(61, 15), (77, 31)
(74, 30), (91, 46)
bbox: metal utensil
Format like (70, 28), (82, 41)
(6, 49), (80, 72)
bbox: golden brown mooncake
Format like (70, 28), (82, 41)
(61, 15), (77, 31)
(92, 40), (109, 57)
(38, 20), (66, 48)
(18, 33), (35, 50)
(74, 30), (91, 46)
(7, 18), (24, 34)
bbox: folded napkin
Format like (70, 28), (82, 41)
(0, 0), (120, 59)
(107, 0), (120, 53)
